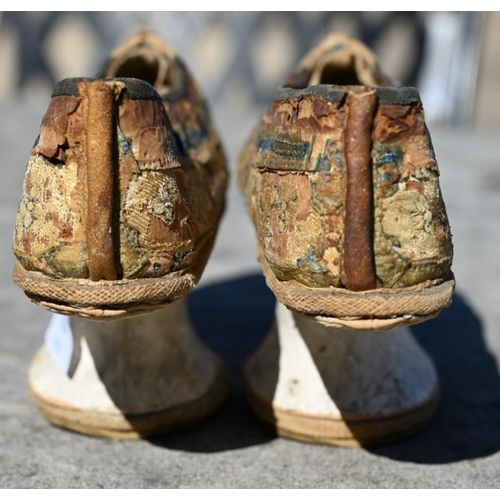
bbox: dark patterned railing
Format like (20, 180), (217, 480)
(0, 11), (485, 124)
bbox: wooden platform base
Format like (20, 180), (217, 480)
(244, 302), (439, 447)
(29, 299), (229, 439)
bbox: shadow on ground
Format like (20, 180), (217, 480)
(149, 275), (500, 462)
(370, 291), (500, 464)
(147, 273), (277, 453)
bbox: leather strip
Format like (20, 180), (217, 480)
(342, 89), (378, 291)
(79, 81), (123, 281)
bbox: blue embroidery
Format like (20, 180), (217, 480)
(297, 252), (325, 273)
(259, 136), (310, 160)
(117, 127), (132, 156)
(315, 156), (331, 171)
(373, 143), (403, 168)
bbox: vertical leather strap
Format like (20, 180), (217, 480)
(341, 89), (378, 291)
(79, 81), (123, 281)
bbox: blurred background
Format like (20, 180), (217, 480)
(0, 11), (497, 127)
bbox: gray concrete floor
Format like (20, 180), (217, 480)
(1, 99), (500, 488)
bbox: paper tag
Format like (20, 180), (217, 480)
(44, 314), (76, 376)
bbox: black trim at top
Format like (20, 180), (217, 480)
(52, 77), (161, 101)
(277, 84), (421, 106)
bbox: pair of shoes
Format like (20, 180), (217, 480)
(13, 31), (228, 319)
(12, 31), (454, 443)
(12, 31), (454, 326)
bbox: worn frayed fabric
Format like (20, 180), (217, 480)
(238, 34), (454, 330)
(13, 33), (228, 318)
